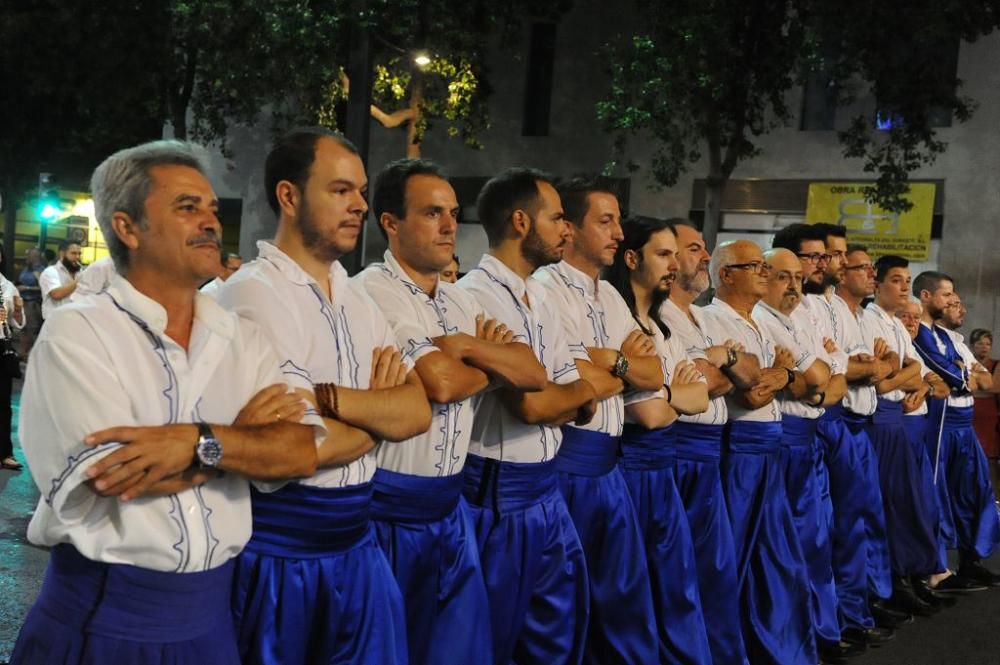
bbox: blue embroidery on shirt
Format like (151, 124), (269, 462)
(168, 495), (191, 572)
(45, 443), (119, 506)
(108, 296), (179, 424)
(280, 359), (313, 383)
(193, 486), (221, 570)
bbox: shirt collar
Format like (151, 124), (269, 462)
(256, 240), (348, 290)
(553, 260), (599, 299)
(755, 301), (795, 329)
(380, 250), (443, 302)
(865, 301), (894, 324)
(104, 274), (235, 340)
(476, 253), (536, 301)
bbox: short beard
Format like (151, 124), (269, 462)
(927, 303), (947, 320)
(802, 279), (826, 295)
(298, 194), (351, 264)
(62, 257), (81, 274)
(677, 270), (709, 296)
(823, 272), (841, 288)
(521, 223), (559, 270)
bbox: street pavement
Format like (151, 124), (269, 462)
(1, 387), (999, 663)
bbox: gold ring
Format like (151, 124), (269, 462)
(274, 411), (283, 421)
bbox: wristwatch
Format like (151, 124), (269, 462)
(194, 422), (223, 468)
(612, 351), (630, 378)
(783, 367), (796, 389)
(724, 346), (739, 368)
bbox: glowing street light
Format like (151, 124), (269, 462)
(413, 52), (431, 67)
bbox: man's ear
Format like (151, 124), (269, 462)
(511, 209), (530, 239)
(111, 212), (140, 251)
(624, 248), (639, 271)
(275, 180), (300, 219)
(380, 212), (400, 240)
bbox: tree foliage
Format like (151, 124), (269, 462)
(597, 0), (1000, 239)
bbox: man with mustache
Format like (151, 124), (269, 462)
(11, 140), (322, 664)
(458, 168), (597, 664)
(354, 159), (547, 665)
(658, 220), (757, 665)
(606, 217), (712, 664)
(753, 248), (855, 662)
(787, 228), (902, 638)
(912, 274), (1000, 588)
(702, 239), (815, 664)
(534, 178), (663, 663)
(39, 239), (82, 320)
(217, 127), (433, 664)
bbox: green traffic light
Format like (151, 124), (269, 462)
(39, 202), (60, 220)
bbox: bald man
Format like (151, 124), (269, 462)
(754, 249), (857, 660)
(700, 240), (815, 664)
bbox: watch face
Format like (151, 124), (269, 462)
(198, 438), (222, 467)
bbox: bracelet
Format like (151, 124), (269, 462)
(315, 382), (340, 419)
(664, 384), (673, 404)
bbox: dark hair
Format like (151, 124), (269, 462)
(476, 167), (552, 247)
(221, 252), (241, 267)
(606, 216), (675, 339)
(666, 217), (700, 232)
(264, 126), (358, 216)
(372, 159), (447, 240)
(874, 254), (908, 282)
(846, 243), (869, 256)
(970, 329), (993, 346)
(912, 270), (954, 298)
(812, 222), (846, 241)
(451, 254), (460, 267)
(557, 176), (619, 228)
(771, 223), (824, 253)
(43, 249), (56, 263)
(58, 239), (79, 252)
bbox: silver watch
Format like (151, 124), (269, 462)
(195, 422), (223, 468)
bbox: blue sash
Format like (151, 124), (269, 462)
(247, 482), (372, 557)
(463, 454), (560, 513)
(781, 415), (818, 448)
(620, 423), (676, 470)
(673, 422), (723, 462)
(12, 545), (238, 664)
(944, 405), (975, 429)
(871, 398), (904, 426)
(557, 426), (620, 476)
(818, 403), (843, 423)
(372, 468), (463, 523)
(726, 419), (782, 454)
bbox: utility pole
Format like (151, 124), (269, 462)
(341, 2), (373, 275)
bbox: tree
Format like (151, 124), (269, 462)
(597, 0), (1000, 248)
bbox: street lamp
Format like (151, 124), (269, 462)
(413, 52), (431, 67)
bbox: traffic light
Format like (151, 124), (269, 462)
(37, 172), (60, 220)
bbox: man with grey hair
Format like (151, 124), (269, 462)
(701, 239), (816, 664)
(11, 140), (323, 665)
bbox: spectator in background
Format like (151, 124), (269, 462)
(439, 254), (460, 283)
(43, 248), (56, 266)
(39, 240), (81, 320)
(17, 247), (44, 358)
(0, 244), (25, 471)
(970, 328), (1000, 501)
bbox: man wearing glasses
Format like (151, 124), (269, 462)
(701, 239), (816, 665)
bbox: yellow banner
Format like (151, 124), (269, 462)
(805, 183), (935, 261)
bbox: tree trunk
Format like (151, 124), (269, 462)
(405, 78), (424, 158)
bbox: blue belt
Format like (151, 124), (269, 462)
(781, 415), (819, 448)
(944, 405), (974, 428)
(463, 454), (559, 515)
(620, 423), (676, 470)
(871, 399), (904, 426)
(556, 426), (620, 476)
(248, 482), (372, 557)
(673, 422), (723, 462)
(819, 403), (843, 423)
(36, 544), (233, 641)
(371, 468), (463, 523)
(725, 420), (782, 454)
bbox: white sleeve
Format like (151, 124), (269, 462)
(38, 267), (61, 300)
(356, 273), (440, 365)
(19, 314), (134, 524)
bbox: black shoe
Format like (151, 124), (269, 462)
(819, 639), (866, 664)
(842, 626), (895, 648)
(888, 579), (938, 617)
(912, 578), (959, 608)
(870, 599), (914, 628)
(957, 561), (1000, 587)
(931, 574), (989, 593)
